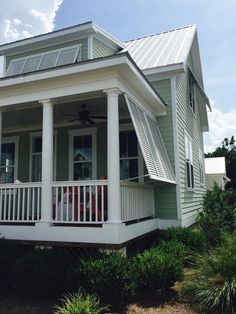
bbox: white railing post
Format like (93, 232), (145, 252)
(104, 88), (122, 223)
(0, 110), (2, 170)
(39, 99), (54, 223)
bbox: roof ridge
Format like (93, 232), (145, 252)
(123, 24), (196, 44)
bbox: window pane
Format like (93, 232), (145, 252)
(56, 47), (78, 66)
(6, 59), (25, 76)
(74, 135), (92, 161)
(39, 52), (59, 70)
(0, 166), (14, 183)
(186, 162), (191, 188)
(120, 159), (138, 180)
(74, 162), (92, 180)
(120, 132), (127, 158)
(33, 137), (42, 153)
(1, 143), (15, 167)
(22, 55), (42, 73)
(128, 131), (138, 157)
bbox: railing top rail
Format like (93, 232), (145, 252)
(0, 182), (42, 189)
(51, 180), (108, 187)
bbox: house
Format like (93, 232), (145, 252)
(205, 157), (231, 190)
(0, 22), (210, 248)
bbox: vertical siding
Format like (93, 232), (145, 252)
(150, 79), (177, 219)
(175, 73), (205, 225)
(93, 38), (116, 58)
(6, 38), (88, 69)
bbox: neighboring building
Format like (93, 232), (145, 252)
(0, 22), (210, 248)
(205, 157), (231, 190)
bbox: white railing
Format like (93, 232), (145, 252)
(52, 180), (108, 223)
(0, 183), (42, 223)
(120, 181), (155, 222)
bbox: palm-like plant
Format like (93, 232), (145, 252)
(181, 234), (236, 313)
(54, 290), (109, 314)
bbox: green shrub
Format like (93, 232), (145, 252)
(133, 247), (184, 293)
(69, 253), (136, 304)
(161, 227), (207, 253)
(197, 184), (236, 246)
(181, 233), (236, 313)
(54, 289), (108, 314)
(0, 239), (30, 289)
(12, 248), (68, 298)
(155, 239), (188, 264)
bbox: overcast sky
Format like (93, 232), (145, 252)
(0, 0), (235, 153)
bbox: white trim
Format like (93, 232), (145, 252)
(29, 131), (57, 182)
(88, 35), (93, 59)
(1, 136), (19, 182)
(68, 128), (97, 180)
(171, 76), (182, 220)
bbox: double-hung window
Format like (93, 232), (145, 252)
(120, 130), (139, 181)
(185, 132), (194, 189)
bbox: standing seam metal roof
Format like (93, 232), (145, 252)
(122, 25), (196, 71)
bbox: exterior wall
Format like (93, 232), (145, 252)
(5, 38), (88, 69)
(175, 72), (206, 226)
(3, 123), (109, 182)
(93, 38), (116, 58)
(150, 79), (177, 219)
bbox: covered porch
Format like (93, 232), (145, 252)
(0, 54), (175, 246)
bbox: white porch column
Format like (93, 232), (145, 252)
(39, 99), (54, 223)
(104, 88), (122, 223)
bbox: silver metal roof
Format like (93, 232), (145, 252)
(123, 25), (196, 71)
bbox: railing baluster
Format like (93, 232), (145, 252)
(95, 185), (98, 222)
(3, 189), (7, 221)
(83, 186), (86, 222)
(101, 185), (104, 222)
(0, 189), (2, 221)
(72, 186), (75, 222)
(12, 188), (16, 221)
(37, 187), (40, 221)
(55, 187), (58, 221)
(60, 186), (63, 221)
(89, 186), (92, 222)
(27, 188), (30, 221)
(32, 187), (35, 221)
(77, 186), (80, 222)
(8, 188), (12, 220)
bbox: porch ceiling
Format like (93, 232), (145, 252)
(2, 93), (129, 131)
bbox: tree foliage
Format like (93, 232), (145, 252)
(205, 136), (236, 189)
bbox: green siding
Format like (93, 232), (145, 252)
(6, 38), (88, 68)
(175, 72), (205, 224)
(150, 79), (177, 219)
(93, 38), (116, 58)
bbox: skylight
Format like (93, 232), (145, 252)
(6, 45), (81, 77)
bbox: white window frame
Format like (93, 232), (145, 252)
(29, 131), (57, 182)
(69, 128), (97, 181)
(119, 123), (144, 182)
(184, 131), (194, 190)
(0, 136), (19, 183)
(199, 149), (205, 186)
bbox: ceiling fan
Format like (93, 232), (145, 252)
(62, 104), (107, 124)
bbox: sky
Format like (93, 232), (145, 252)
(0, 0), (236, 153)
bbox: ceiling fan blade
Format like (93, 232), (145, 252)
(89, 116), (107, 119)
(87, 118), (96, 124)
(62, 113), (78, 117)
(68, 119), (78, 122)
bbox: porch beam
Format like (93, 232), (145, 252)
(39, 99), (54, 223)
(104, 88), (122, 223)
